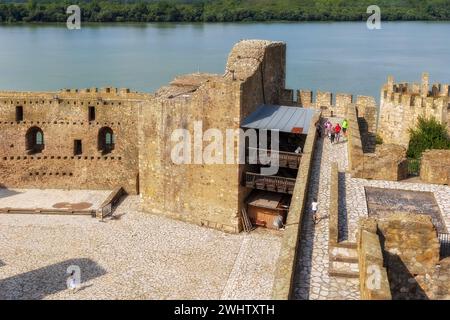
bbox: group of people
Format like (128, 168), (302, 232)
(310, 118), (350, 225)
(317, 118), (349, 144)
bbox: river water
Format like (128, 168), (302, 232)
(0, 22), (449, 100)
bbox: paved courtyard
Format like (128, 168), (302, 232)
(0, 188), (111, 211)
(0, 196), (282, 300)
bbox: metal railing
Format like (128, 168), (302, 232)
(247, 147), (302, 169)
(439, 233), (450, 258)
(244, 172), (296, 194)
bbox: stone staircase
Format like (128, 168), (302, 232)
(329, 244), (360, 279)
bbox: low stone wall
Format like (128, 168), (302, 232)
(329, 162), (339, 246)
(347, 105), (408, 181)
(377, 213), (440, 299)
(357, 219), (392, 300)
(272, 112), (320, 300)
(420, 149), (450, 185)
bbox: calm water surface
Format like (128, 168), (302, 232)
(0, 22), (449, 99)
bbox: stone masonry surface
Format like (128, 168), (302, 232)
(0, 196), (282, 300)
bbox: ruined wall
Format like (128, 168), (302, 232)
(139, 40), (287, 234)
(0, 89), (144, 193)
(357, 218), (392, 300)
(420, 149), (450, 185)
(358, 214), (450, 300)
(378, 73), (449, 148)
(377, 213), (440, 300)
(347, 105), (408, 181)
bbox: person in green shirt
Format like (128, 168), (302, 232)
(342, 119), (349, 137)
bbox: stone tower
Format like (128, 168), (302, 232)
(378, 73), (449, 148)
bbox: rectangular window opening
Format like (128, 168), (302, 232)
(74, 140), (82, 156)
(88, 106), (96, 121)
(16, 106), (23, 122)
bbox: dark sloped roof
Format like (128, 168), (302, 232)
(241, 105), (318, 133)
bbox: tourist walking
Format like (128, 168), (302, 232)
(330, 125), (336, 144)
(335, 123), (342, 143)
(311, 199), (319, 224)
(342, 119), (349, 137)
(324, 120), (332, 137)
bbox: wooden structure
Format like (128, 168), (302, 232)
(247, 147), (302, 169)
(245, 172), (296, 194)
(246, 191), (290, 229)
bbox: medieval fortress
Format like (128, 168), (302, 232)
(1, 40), (449, 300)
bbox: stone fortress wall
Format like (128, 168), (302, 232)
(1, 39), (448, 239)
(0, 88), (148, 194)
(138, 40), (287, 234)
(0, 40), (288, 234)
(378, 73), (450, 148)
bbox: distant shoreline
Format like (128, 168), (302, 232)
(1, 1), (450, 24)
(1, 20), (450, 26)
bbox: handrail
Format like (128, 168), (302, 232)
(248, 147), (303, 157)
(245, 172), (296, 194)
(247, 147), (302, 168)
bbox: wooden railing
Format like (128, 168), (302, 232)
(245, 172), (296, 194)
(247, 147), (302, 169)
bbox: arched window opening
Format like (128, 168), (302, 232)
(98, 127), (115, 154)
(26, 127), (44, 154)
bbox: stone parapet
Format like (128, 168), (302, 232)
(420, 149), (450, 185)
(357, 219), (392, 300)
(347, 105), (408, 181)
(272, 112), (320, 300)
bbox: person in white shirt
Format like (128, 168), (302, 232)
(311, 199), (319, 224)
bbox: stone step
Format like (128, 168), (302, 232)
(334, 241), (357, 249)
(329, 260), (360, 279)
(329, 246), (358, 263)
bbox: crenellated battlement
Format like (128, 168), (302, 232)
(0, 87), (151, 104)
(378, 73), (450, 147)
(382, 73), (449, 108)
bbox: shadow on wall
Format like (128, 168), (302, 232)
(0, 258), (106, 300)
(0, 260), (5, 267)
(337, 171), (348, 242)
(0, 185), (21, 200)
(378, 232), (430, 300)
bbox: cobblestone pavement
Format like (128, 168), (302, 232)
(293, 117), (450, 300)
(293, 119), (360, 300)
(0, 196), (282, 300)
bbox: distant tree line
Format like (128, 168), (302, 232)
(1, 0), (450, 23)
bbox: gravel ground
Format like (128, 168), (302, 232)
(0, 196), (282, 300)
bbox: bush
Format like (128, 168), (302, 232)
(407, 116), (450, 159)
